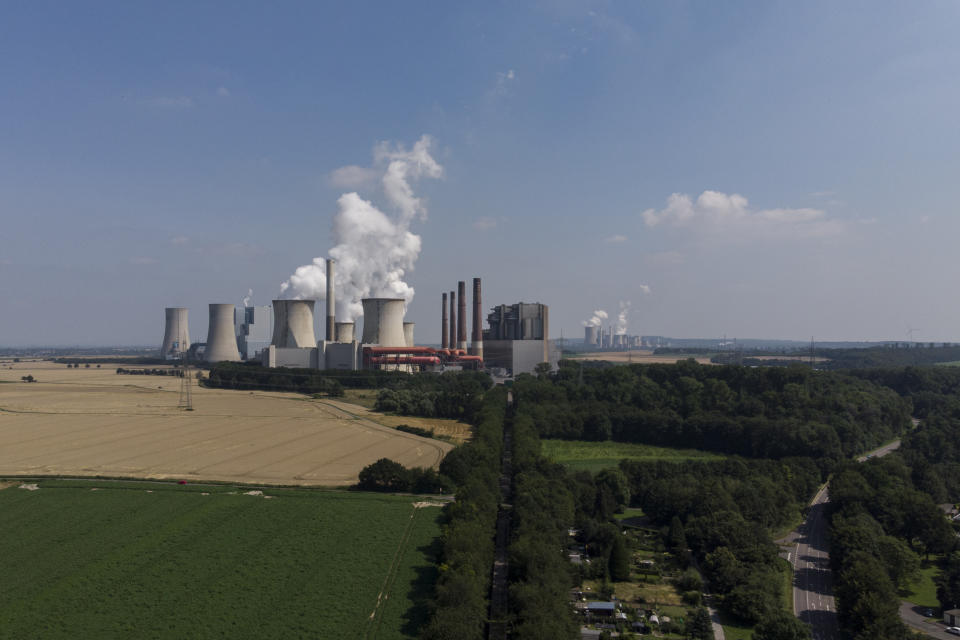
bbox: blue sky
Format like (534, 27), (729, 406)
(2, 1), (959, 345)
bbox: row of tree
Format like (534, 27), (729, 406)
(420, 388), (506, 640)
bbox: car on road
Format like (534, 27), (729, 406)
(945, 627), (960, 636)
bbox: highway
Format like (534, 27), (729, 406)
(780, 439), (902, 640)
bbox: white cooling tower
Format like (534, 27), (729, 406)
(204, 304), (241, 362)
(271, 299), (317, 348)
(361, 298), (406, 346)
(335, 322), (355, 343)
(584, 325), (599, 346)
(403, 322), (415, 347)
(161, 307), (190, 358)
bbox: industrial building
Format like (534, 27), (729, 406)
(237, 305), (272, 360)
(161, 307), (190, 360)
(204, 304), (242, 362)
(482, 302), (558, 375)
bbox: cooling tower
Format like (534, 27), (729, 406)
(449, 291), (456, 351)
(335, 322), (355, 343)
(441, 293), (449, 349)
(457, 281), (467, 350)
(325, 259), (335, 342)
(271, 299), (317, 348)
(585, 325), (599, 346)
(161, 307), (190, 358)
(403, 322), (415, 347)
(361, 298), (406, 346)
(204, 304), (241, 362)
(471, 277), (483, 358)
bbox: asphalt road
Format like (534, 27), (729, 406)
(784, 484), (839, 640)
(780, 438), (904, 640)
(899, 601), (960, 640)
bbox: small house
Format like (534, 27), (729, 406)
(586, 601), (617, 617)
(945, 610), (960, 626)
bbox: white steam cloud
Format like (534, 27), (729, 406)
(616, 301), (631, 335)
(242, 288), (253, 307)
(583, 310), (608, 327)
(279, 135), (443, 320)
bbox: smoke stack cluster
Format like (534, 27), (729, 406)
(448, 290), (456, 350)
(440, 277), (484, 357)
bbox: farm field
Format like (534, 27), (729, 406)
(0, 361), (451, 486)
(541, 439), (724, 472)
(0, 479), (442, 639)
(338, 390), (473, 444)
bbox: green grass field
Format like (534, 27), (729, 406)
(903, 559), (941, 609)
(0, 480), (441, 639)
(541, 439), (724, 472)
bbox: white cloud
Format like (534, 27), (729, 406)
(638, 284), (651, 294)
(142, 96), (194, 110)
(604, 234), (628, 244)
(170, 236), (189, 245)
(217, 86), (230, 97)
(641, 190), (842, 238)
(328, 165), (380, 190)
(473, 216), (498, 231)
(492, 69), (517, 97)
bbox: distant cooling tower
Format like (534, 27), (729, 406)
(361, 298), (406, 347)
(161, 307), (190, 358)
(204, 304), (241, 362)
(584, 325), (599, 346)
(403, 322), (415, 347)
(335, 322), (355, 343)
(271, 299), (317, 348)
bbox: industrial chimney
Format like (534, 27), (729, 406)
(271, 299), (317, 348)
(457, 281), (467, 351)
(325, 259), (335, 342)
(335, 322), (355, 343)
(471, 277), (483, 358)
(403, 322), (415, 347)
(161, 307), (190, 359)
(361, 298), (406, 346)
(449, 290), (456, 350)
(204, 304), (242, 362)
(441, 292), (448, 349)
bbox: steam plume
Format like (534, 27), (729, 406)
(279, 135), (443, 320)
(616, 301), (631, 335)
(242, 289), (253, 307)
(583, 310), (608, 327)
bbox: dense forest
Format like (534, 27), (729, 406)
(522, 361), (910, 468)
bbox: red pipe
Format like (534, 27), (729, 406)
(363, 346), (436, 355)
(369, 356), (440, 365)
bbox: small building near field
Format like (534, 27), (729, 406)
(586, 601), (617, 617)
(945, 609), (960, 626)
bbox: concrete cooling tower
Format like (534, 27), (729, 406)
(361, 298), (406, 347)
(204, 304), (241, 362)
(271, 299), (317, 348)
(335, 322), (355, 343)
(584, 325), (599, 346)
(403, 322), (415, 347)
(161, 307), (190, 358)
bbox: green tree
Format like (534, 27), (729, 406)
(686, 607), (713, 640)
(754, 610), (812, 640)
(608, 534), (630, 581)
(357, 458), (409, 492)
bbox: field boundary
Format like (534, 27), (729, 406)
(365, 505), (421, 639)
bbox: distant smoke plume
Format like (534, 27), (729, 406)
(583, 310), (608, 327)
(616, 301), (631, 335)
(280, 135), (443, 320)
(242, 289), (253, 307)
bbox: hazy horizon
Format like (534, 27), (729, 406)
(3, 2), (959, 346)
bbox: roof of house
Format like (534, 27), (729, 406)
(946, 609), (960, 615)
(586, 601), (616, 611)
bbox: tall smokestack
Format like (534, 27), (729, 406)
(471, 277), (483, 358)
(449, 290), (456, 351)
(325, 258), (335, 342)
(441, 292), (449, 349)
(457, 281), (467, 350)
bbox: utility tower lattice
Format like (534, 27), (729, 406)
(178, 355), (193, 411)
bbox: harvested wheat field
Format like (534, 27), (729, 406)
(0, 361), (451, 486)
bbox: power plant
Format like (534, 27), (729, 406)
(160, 272), (557, 375)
